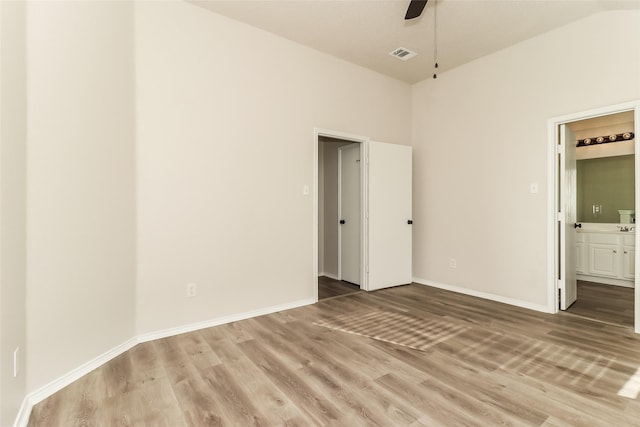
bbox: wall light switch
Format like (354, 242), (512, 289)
(530, 183), (538, 194)
(13, 347), (19, 378)
(186, 283), (197, 297)
(303, 185), (309, 196)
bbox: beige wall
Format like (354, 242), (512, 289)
(0, 1), (27, 424)
(135, 1), (410, 334)
(25, 0), (136, 392)
(411, 10), (640, 307)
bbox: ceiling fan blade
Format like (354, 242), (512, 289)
(405, 0), (428, 20)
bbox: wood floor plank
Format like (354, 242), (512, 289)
(376, 372), (484, 427)
(371, 341), (550, 425)
(485, 367), (633, 427)
(237, 339), (342, 425)
(318, 276), (361, 300)
(28, 283), (640, 426)
(296, 364), (393, 426)
(204, 337), (306, 423)
(199, 364), (265, 426)
(98, 376), (187, 427)
(566, 281), (634, 327)
(172, 376), (225, 426)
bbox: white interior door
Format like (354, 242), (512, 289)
(635, 105), (640, 334)
(560, 124), (578, 310)
(339, 144), (361, 285)
(366, 141), (412, 291)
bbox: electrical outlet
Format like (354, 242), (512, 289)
(449, 258), (457, 269)
(186, 283), (197, 297)
(13, 347), (19, 378)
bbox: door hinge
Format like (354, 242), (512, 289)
(558, 287), (562, 309)
(557, 144), (564, 154)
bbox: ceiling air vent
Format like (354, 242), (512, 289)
(389, 47), (417, 61)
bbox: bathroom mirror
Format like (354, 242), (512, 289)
(577, 154), (635, 223)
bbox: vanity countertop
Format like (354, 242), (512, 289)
(577, 229), (635, 235)
(576, 223), (635, 234)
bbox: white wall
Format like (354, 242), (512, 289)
(25, 1), (136, 391)
(135, 1), (411, 334)
(0, 1), (27, 424)
(411, 10), (640, 308)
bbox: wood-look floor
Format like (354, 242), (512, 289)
(28, 284), (640, 426)
(318, 275), (361, 300)
(566, 280), (634, 328)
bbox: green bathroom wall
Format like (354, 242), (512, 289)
(577, 154), (635, 223)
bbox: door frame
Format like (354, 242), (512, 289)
(314, 128), (369, 302)
(337, 143), (362, 284)
(547, 100), (640, 333)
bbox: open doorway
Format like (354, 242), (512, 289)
(317, 135), (364, 300)
(566, 111), (635, 327)
(313, 129), (413, 301)
(550, 101), (640, 333)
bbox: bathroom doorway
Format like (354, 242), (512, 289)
(551, 101), (640, 333)
(566, 111), (636, 327)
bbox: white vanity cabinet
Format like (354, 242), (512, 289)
(577, 230), (635, 287)
(576, 233), (586, 274)
(588, 234), (620, 278)
(623, 234), (635, 280)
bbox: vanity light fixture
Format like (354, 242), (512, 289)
(576, 132), (634, 147)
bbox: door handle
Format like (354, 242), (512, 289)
(574, 223), (582, 229)
(339, 219), (345, 225)
(407, 220), (413, 225)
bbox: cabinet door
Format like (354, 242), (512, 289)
(576, 242), (585, 274)
(588, 243), (619, 277)
(623, 246), (635, 279)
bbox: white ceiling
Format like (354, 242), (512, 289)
(190, 0), (640, 84)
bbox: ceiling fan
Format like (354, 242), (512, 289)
(405, 0), (428, 20)
(405, 0), (440, 79)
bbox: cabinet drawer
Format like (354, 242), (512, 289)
(623, 235), (635, 246)
(588, 234), (619, 245)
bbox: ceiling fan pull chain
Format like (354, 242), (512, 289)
(433, 0), (438, 79)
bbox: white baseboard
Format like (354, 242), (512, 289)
(412, 277), (552, 314)
(14, 336), (138, 427)
(14, 297), (315, 427)
(13, 394), (32, 427)
(576, 274), (635, 288)
(319, 272), (339, 281)
(137, 298), (315, 343)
